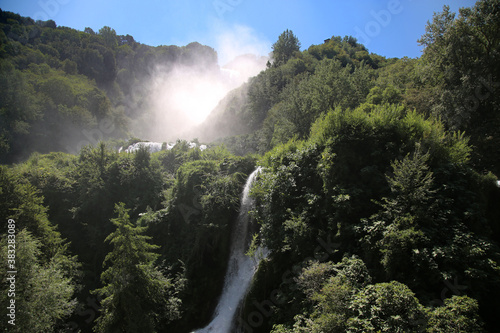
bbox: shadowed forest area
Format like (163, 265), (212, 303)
(1, 1), (500, 332)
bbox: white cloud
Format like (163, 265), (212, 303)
(131, 23), (271, 142)
(214, 24), (271, 66)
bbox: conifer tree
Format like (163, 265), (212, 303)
(94, 203), (181, 333)
(271, 29), (301, 67)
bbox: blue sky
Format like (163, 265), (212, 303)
(0, 0), (477, 63)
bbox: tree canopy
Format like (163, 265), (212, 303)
(271, 29), (301, 67)
(1, 1), (500, 332)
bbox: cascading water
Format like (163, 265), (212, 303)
(195, 167), (266, 333)
(119, 141), (207, 153)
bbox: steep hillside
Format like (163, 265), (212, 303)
(0, 9), (219, 163)
(199, 16), (500, 175)
(0, 1), (499, 332)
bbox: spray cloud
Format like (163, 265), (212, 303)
(131, 24), (270, 142)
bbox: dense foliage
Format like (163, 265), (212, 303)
(247, 103), (499, 332)
(1, 140), (255, 332)
(1, 1), (499, 332)
(0, 9), (218, 163)
(207, 1), (499, 177)
(0, 165), (79, 332)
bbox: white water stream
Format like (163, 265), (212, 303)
(119, 141), (207, 153)
(195, 167), (266, 333)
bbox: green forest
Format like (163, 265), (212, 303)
(1, 0), (500, 332)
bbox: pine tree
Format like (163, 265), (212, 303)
(93, 203), (181, 333)
(384, 144), (435, 218)
(271, 29), (301, 67)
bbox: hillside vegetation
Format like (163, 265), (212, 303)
(0, 9), (218, 163)
(1, 1), (499, 332)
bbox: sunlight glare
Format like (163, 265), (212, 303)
(168, 75), (227, 125)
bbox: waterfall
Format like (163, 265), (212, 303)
(195, 167), (265, 333)
(119, 141), (207, 153)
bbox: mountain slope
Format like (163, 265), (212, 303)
(0, 9), (219, 162)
